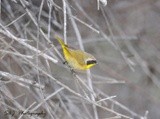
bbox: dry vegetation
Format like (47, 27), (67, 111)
(0, 0), (160, 119)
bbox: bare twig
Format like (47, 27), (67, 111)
(0, 71), (44, 89)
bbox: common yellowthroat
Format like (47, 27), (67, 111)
(55, 36), (97, 70)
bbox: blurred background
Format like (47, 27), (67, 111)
(0, 0), (160, 119)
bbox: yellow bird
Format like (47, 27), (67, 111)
(55, 36), (97, 70)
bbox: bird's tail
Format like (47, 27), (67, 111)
(55, 35), (66, 48)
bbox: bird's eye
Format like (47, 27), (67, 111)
(86, 60), (97, 65)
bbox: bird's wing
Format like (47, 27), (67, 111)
(68, 49), (86, 65)
(69, 48), (95, 64)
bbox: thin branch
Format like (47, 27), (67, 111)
(4, 12), (27, 28)
(49, 0), (100, 34)
(0, 71), (44, 89)
(18, 102), (37, 119)
(66, 2), (84, 50)
(0, 28), (58, 63)
(62, 0), (67, 44)
(31, 87), (64, 111)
